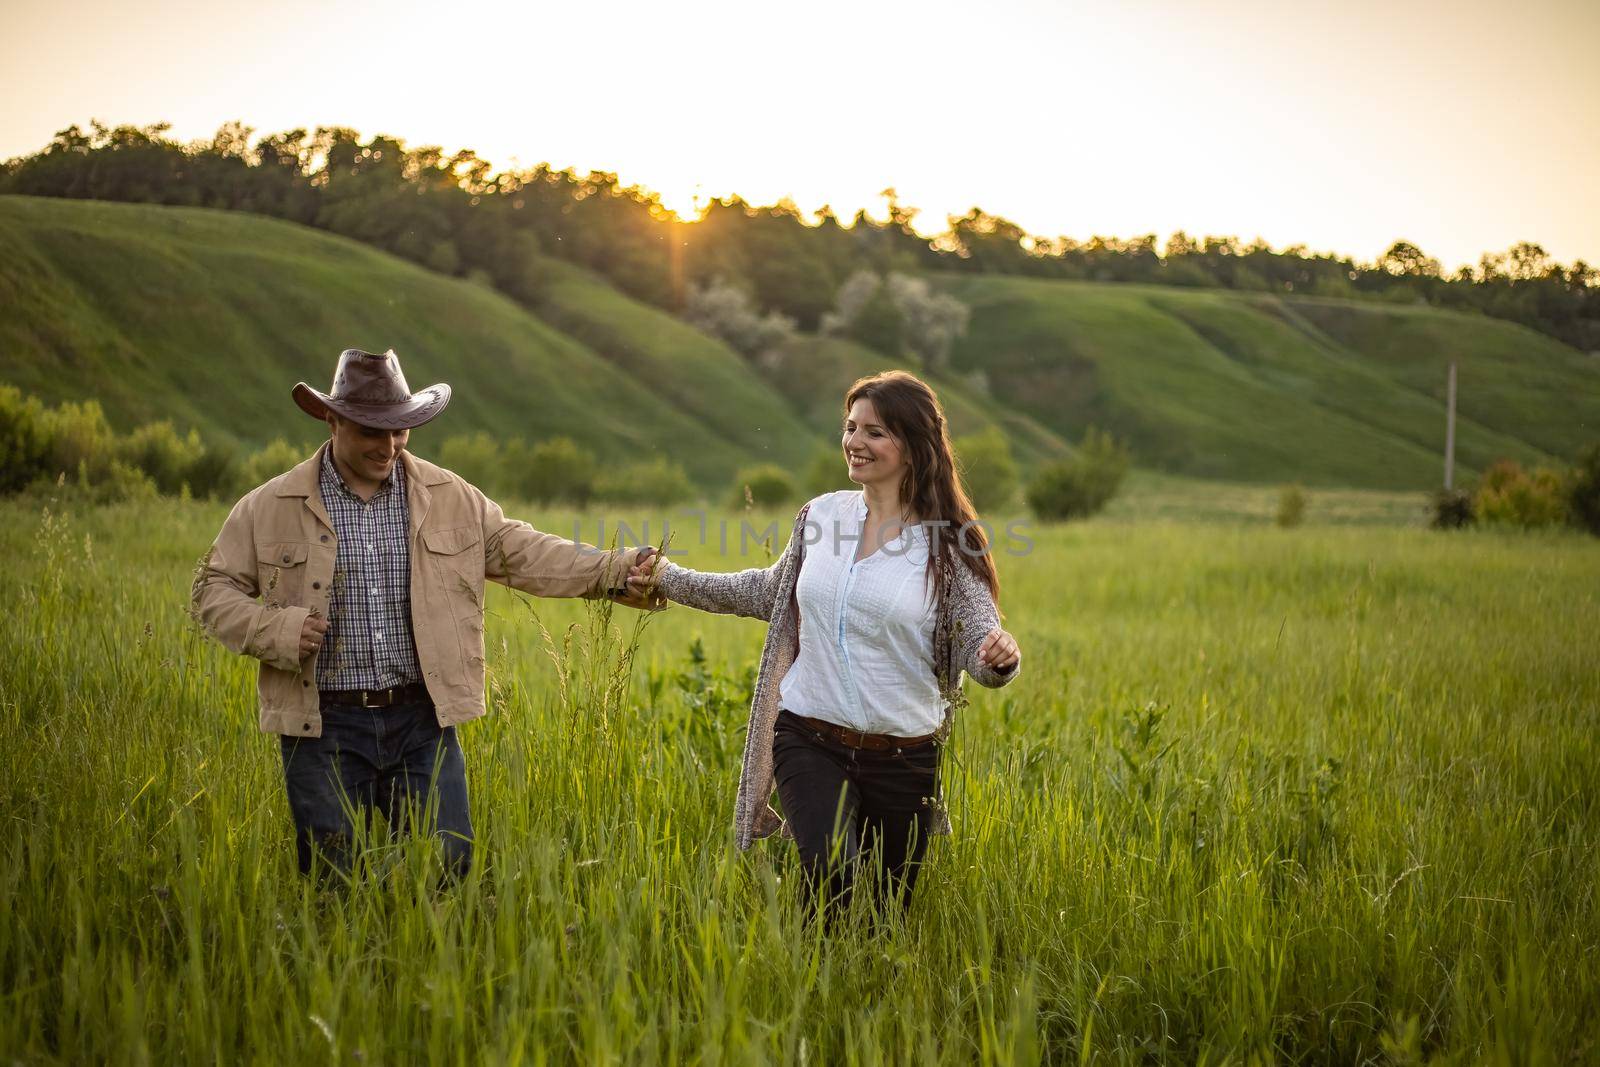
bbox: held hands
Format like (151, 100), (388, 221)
(299, 613), (329, 659)
(977, 627), (1020, 672)
(611, 547), (668, 611)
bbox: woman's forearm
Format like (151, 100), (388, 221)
(949, 564), (1021, 688)
(657, 561), (782, 620)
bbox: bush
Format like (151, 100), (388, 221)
(1429, 488), (1475, 529)
(683, 278), (798, 360)
(886, 273), (969, 371)
(438, 432), (527, 498)
(846, 283), (906, 357)
(821, 271), (969, 367)
(184, 440), (242, 500)
(595, 457), (695, 506)
(91, 460), (160, 504)
(1025, 427), (1129, 521)
(802, 447), (853, 498)
(0, 385), (51, 494)
(242, 438), (309, 488)
(953, 429), (1019, 512)
(42, 459), (159, 505)
(1276, 484), (1307, 528)
(521, 437), (597, 505)
(1474, 459), (1567, 528)
(118, 420), (205, 495)
(1567, 444), (1600, 537)
(731, 464), (795, 509)
(41, 399), (116, 483)
(819, 271), (881, 336)
(1, 385), (247, 500)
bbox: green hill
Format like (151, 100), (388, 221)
(0, 195), (811, 484)
(0, 195), (1071, 487)
(755, 335), (1071, 468)
(3, 195), (1594, 495)
(938, 275), (1597, 489)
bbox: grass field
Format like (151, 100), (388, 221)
(1, 489), (1596, 1063)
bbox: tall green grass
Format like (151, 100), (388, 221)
(0, 496), (1596, 1062)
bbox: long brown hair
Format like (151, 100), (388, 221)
(845, 370), (1000, 607)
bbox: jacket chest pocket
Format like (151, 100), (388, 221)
(256, 542), (311, 607)
(422, 526), (485, 604)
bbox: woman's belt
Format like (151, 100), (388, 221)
(785, 711), (940, 752)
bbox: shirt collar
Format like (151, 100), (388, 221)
(851, 491), (927, 545)
(321, 445), (403, 501)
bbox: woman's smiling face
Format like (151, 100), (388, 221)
(842, 398), (907, 490)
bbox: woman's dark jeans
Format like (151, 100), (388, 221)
(279, 697), (473, 882)
(771, 709), (941, 923)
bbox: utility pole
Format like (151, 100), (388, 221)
(1444, 360), (1457, 489)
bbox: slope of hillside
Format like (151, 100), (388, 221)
(756, 336), (1072, 468)
(526, 257), (815, 462)
(1273, 295), (1596, 461)
(938, 275), (1597, 489)
(5, 195), (1593, 495)
(0, 195), (806, 483)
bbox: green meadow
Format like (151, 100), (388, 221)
(2, 489), (1595, 1063)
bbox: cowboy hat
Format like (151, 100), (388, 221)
(292, 348), (451, 429)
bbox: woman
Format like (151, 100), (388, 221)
(629, 370), (1021, 920)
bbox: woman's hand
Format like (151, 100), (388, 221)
(977, 627), (1020, 671)
(621, 548), (668, 607)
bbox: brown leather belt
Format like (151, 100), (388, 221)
(322, 682), (430, 708)
(785, 711), (939, 753)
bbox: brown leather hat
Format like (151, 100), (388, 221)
(292, 349), (451, 429)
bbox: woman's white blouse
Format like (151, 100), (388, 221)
(777, 490), (944, 736)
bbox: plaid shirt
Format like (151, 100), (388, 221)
(315, 448), (423, 691)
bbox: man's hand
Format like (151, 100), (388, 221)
(299, 614), (330, 659)
(612, 548), (667, 610)
(977, 627), (1020, 671)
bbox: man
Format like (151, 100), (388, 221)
(192, 348), (656, 880)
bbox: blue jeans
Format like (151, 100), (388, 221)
(279, 697), (473, 881)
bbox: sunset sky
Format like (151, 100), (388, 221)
(2, 0), (1596, 271)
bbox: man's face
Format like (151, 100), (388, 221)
(327, 415), (409, 486)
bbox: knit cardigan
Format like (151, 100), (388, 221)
(656, 496), (1021, 850)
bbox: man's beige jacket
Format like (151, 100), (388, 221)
(192, 443), (641, 737)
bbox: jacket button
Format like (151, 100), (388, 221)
(302, 679), (310, 687)
(281, 554), (291, 563)
(312, 582), (321, 590)
(320, 535), (329, 543)
(302, 723), (311, 731)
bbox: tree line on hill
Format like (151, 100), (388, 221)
(3, 121), (1597, 354)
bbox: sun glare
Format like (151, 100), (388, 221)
(653, 184), (707, 222)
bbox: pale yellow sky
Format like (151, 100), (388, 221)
(2, 0), (1596, 270)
